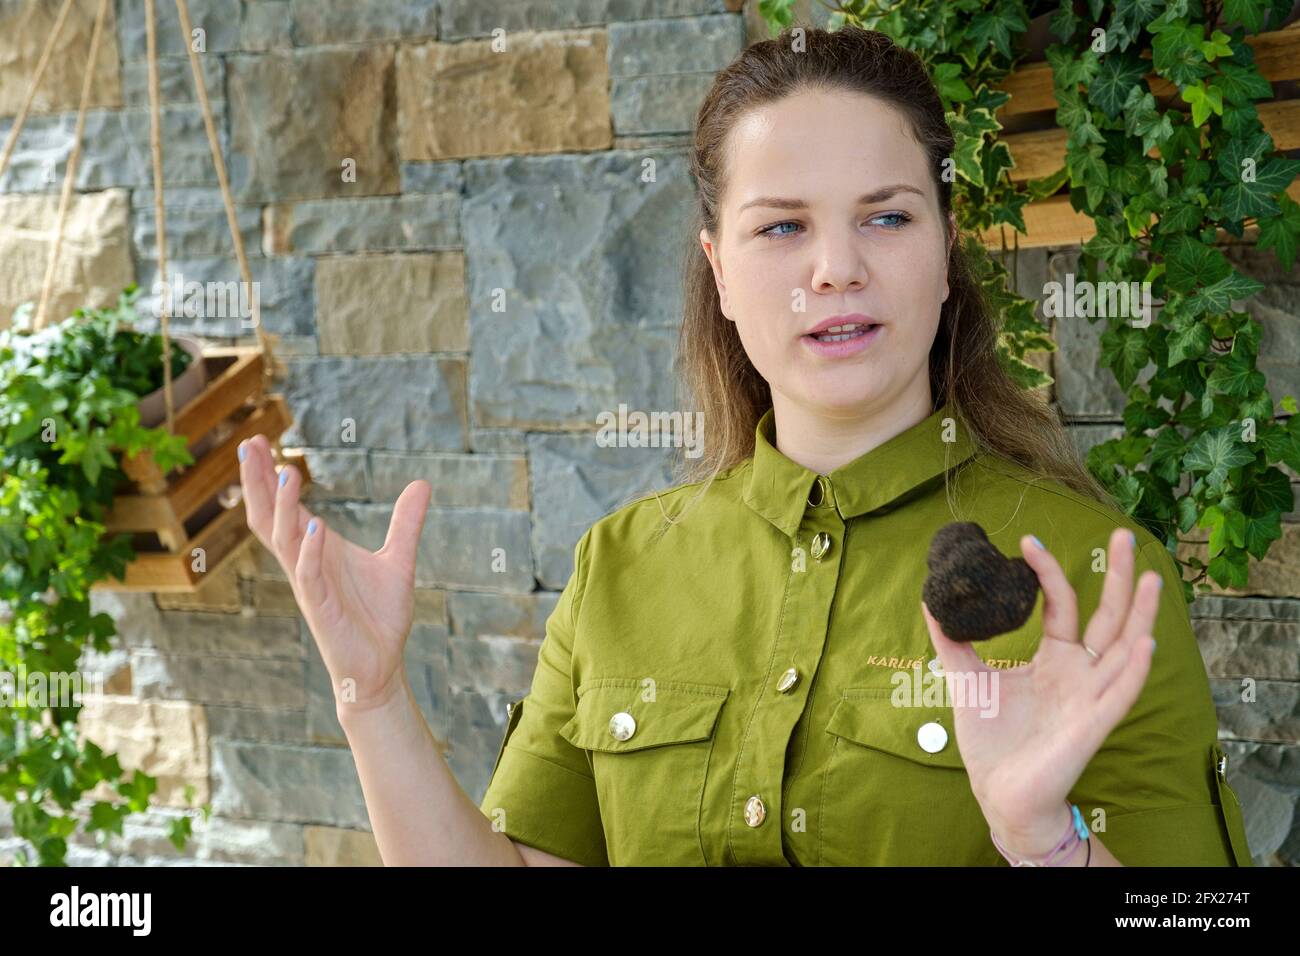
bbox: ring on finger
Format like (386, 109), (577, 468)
(1081, 640), (1100, 661)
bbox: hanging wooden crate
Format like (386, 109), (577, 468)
(979, 21), (1300, 249)
(92, 345), (312, 593)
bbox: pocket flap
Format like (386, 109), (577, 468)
(826, 689), (967, 770)
(559, 678), (729, 753)
(1211, 741), (1253, 867)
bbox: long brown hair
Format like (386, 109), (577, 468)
(640, 23), (1116, 527)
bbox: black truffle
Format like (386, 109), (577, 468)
(921, 522), (1040, 642)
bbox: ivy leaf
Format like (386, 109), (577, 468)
(1222, 0), (1270, 33)
(1219, 145), (1300, 222)
(964, 0), (1030, 59)
(1100, 325), (1151, 389)
(1166, 311), (1212, 365)
(1184, 425), (1256, 489)
(1200, 29), (1234, 62)
(1216, 60), (1273, 104)
(1165, 234), (1232, 293)
(1090, 49), (1149, 119)
(1207, 351), (1265, 397)
(1193, 270), (1266, 313)
(1243, 465), (1295, 517)
(1152, 19), (1213, 86)
(1243, 509), (1283, 559)
(1181, 80), (1224, 126)
(1124, 87), (1175, 154)
(1207, 548), (1250, 589)
(933, 62), (974, 103)
(1255, 192), (1300, 270)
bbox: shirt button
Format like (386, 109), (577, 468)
(811, 531), (832, 560)
(608, 712), (637, 741)
(744, 795), (766, 827)
(777, 667), (800, 693)
(917, 721), (948, 753)
(807, 476), (827, 507)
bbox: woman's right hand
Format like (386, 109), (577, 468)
(237, 434), (432, 716)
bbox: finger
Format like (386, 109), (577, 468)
(1020, 534), (1078, 644)
(921, 600), (991, 679)
(295, 511), (330, 611)
(239, 434), (279, 542)
(1094, 626), (1157, 727)
(271, 458), (307, 573)
(1093, 570), (1162, 689)
(377, 480), (433, 567)
(1081, 527), (1138, 657)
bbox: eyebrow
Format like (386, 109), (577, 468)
(737, 183), (927, 215)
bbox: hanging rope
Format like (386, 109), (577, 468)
(174, 0), (275, 386)
(145, 0), (175, 435)
(32, 0), (109, 332)
(0, 0), (75, 185)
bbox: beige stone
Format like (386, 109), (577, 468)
(396, 29), (611, 161)
(316, 253), (468, 354)
(0, 0), (123, 117)
(1177, 522), (1300, 599)
(155, 562), (242, 612)
(253, 578), (304, 617)
(76, 694), (210, 808)
(304, 825), (383, 866)
(0, 189), (133, 331)
(413, 588), (448, 626)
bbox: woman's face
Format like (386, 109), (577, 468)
(699, 88), (955, 417)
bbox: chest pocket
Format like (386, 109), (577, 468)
(559, 678), (729, 866)
(820, 688), (1001, 866)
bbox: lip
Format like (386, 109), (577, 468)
(801, 323), (882, 357)
(802, 313), (880, 337)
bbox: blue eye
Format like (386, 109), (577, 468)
(756, 211), (913, 239)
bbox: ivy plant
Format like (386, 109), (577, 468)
(761, 0), (1300, 603)
(0, 285), (212, 865)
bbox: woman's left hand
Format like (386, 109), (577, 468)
(919, 526), (1162, 858)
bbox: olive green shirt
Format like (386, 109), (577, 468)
(479, 400), (1253, 866)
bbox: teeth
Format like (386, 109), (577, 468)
(811, 322), (875, 342)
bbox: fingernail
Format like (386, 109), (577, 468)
(1149, 637), (1157, 653)
(279, 469), (288, 487)
(1128, 530), (1136, 549)
(307, 518), (317, 536)
(1030, 535), (1043, 550)
(1157, 576), (1163, 591)
(237, 441), (246, 462)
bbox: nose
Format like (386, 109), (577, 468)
(810, 223), (867, 294)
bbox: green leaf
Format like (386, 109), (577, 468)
(1165, 235), (1232, 293)
(1184, 425), (1257, 489)
(1090, 49), (1150, 119)
(1255, 192), (1300, 270)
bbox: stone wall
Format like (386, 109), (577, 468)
(0, 0), (1295, 866)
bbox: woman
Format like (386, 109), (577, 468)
(236, 25), (1252, 866)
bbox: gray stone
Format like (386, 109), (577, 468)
(438, 0), (731, 40)
(288, 0), (437, 45)
(132, 255), (316, 338)
(369, 452), (528, 509)
(469, 429), (530, 454)
(445, 687), (517, 803)
(1193, 617), (1300, 680)
(240, 0), (292, 50)
(307, 501), (535, 592)
(131, 651), (306, 707)
(0, 107), (223, 192)
(448, 633), (541, 694)
(296, 448), (370, 501)
(278, 355), (468, 451)
(65, 804), (306, 865)
(122, 610), (303, 658)
(120, 55), (224, 108)
(527, 430), (676, 588)
(400, 160), (465, 195)
(131, 186), (261, 261)
(462, 150), (690, 428)
(209, 739), (369, 826)
(610, 73), (721, 136)
(607, 14), (745, 77)
(117, 0), (243, 57)
(1212, 677), (1299, 743)
(1220, 740), (1298, 864)
(204, 704), (310, 744)
(276, 194), (461, 253)
(447, 590), (559, 641)
(1188, 595), (1300, 621)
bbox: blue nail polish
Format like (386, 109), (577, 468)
(1030, 535), (1043, 550)
(1128, 530), (1136, 549)
(279, 469), (288, 487)
(238, 442), (246, 462)
(307, 518), (317, 536)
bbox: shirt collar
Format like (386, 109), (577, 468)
(741, 400), (979, 536)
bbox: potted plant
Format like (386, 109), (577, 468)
(0, 284), (209, 866)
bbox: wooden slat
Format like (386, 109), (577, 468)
(996, 22), (1300, 118)
(979, 178), (1300, 248)
(120, 348), (264, 486)
(1003, 97), (1300, 185)
(164, 395), (292, 521)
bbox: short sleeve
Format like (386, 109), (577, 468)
(1068, 538), (1253, 866)
(478, 529), (610, 866)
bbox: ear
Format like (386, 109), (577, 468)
(699, 227), (733, 321)
(942, 212), (957, 304)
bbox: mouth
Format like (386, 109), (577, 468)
(801, 321), (883, 356)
